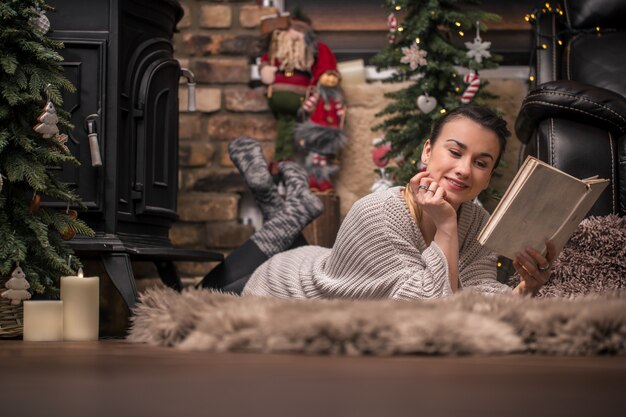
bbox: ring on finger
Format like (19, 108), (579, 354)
(426, 189), (436, 194)
(417, 185), (428, 191)
(538, 263), (550, 272)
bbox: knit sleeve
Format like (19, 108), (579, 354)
(390, 242), (455, 300)
(378, 195), (455, 300)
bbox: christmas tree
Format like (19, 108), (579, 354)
(371, 0), (503, 199)
(0, 0), (94, 297)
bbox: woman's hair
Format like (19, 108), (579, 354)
(429, 105), (510, 170)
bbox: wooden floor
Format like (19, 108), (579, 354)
(1, 340), (625, 417)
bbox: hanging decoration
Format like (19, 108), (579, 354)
(387, 13), (398, 44)
(29, 8), (50, 35)
(461, 70), (481, 104)
(30, 193), (41, 215)
(465, 21), (491, 64)
(370, 138), (394, 193)
(400, 43), (428, 70)
(33, 101), (59, 138)
(33, 89), (71, 154)
(61, 205), (79, 241)
(416, 94), (437, 113)
(1, 264), (31, 305)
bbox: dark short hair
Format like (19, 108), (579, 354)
(429, 105), (510, 170)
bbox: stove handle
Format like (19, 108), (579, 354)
(180, 68), (196, 112)
(85, 115), (102, 167)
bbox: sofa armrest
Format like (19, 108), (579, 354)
(515, 80), (626, 144)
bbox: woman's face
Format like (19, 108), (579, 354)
(421, 116), (501, 209)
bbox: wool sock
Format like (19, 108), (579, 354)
(228, 136), (283, 220)
(251, 161), (324, 257)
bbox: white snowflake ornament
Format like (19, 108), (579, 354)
(465, 24), (491, 64)
(400, 43), (428, 70)
(465, 37), (491, 64)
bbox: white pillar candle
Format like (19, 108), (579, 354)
(61, 268), (99, 341)
(23, 300), (64, 342)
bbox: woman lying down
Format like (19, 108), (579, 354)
(199, 105), (555, 299)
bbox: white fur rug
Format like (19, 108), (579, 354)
(128, 289), (626, 356)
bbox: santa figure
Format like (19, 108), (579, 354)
(295, 70), (347, 192)
(259, 10), (338, 171)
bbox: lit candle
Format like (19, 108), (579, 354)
(23, 300), (64, 341)
(61, 268), (99, 341)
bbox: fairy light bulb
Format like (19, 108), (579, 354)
(557, 39), (563, 46)
(541, 43), (548, 49)
(415, 37), (420, 44)
(395, 5), (401, 11)
(439, 109), (446, 114)
(455, 22), (461, 27)
(398, 26), (404, 32)
(529, 75), (535, 81)
(596, 26), (601, 32)
(524, 15), (530, 22)
(458, 31), (464, 36)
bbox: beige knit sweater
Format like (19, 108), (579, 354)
(242, 186), (512, 299)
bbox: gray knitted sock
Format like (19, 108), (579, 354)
(228, 136), (283, 221)
(251, 162), (324, 257)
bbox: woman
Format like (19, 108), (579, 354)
(201, 105), (555, 298)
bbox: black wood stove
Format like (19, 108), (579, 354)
(47, 0), (221, 308)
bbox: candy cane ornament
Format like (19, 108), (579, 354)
(461, 71), (480, 104)
(387, 13), (397, 43)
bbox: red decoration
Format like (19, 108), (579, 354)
(461, 71), (480, 104)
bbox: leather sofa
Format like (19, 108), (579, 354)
(515, 0), (626, 217)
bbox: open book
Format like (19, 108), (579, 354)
(477, 156), (609, 260)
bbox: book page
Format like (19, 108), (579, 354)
(479, 159), (589, 260)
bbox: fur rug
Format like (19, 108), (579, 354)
(128, 215), (626, 356)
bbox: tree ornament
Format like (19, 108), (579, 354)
(33, 101), (60, 138)
(1, 264), (31, 305)
(29, 8), (50, 35)
(465, 22), (491, 64)
(416, 94), (437, 113)
(461, 71), (481, 104)
(30, 193), (41, 215)
(54, 133), (70, 153)
(61, 207), (79, 241)
(387, 13), (398, 44)
(370, 138), (394, 193)
(400, 43), (428, 70)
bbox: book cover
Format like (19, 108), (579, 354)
(478, 156), (609, 260)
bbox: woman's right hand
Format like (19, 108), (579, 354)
(408, 171), (457, 230)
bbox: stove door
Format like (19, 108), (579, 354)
(133, 57), (180, 221)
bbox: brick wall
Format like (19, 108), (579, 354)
(171, 0), (277, 280)
(167, 1), (528, 283)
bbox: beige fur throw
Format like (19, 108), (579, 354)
(128, 215), (626, 356)
(128, 289), (626, 356)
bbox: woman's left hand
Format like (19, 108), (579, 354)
(512, 239), (557, 296)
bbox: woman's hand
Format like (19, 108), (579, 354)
(408, 171), (457, 230)
(512, 239), (557, 296)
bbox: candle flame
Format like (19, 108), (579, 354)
(78, 268), (84, 278)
